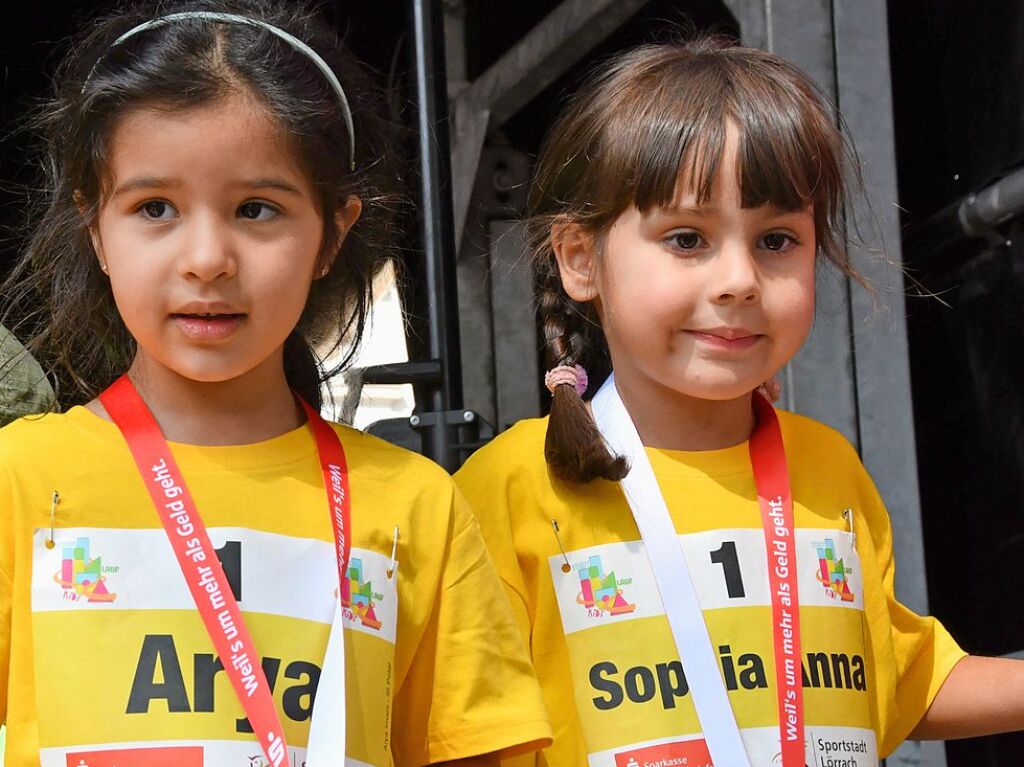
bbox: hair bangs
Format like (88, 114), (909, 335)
(734, 95), (836, 214)
(598, 48), (842, 222)
(632, 118), (728, 214)
(614, 56), (732, 214)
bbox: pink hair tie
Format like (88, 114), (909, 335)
(544, 364), (588, 397)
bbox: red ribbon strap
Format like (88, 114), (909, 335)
(100, 375), (351, 765)
(750, 392), (805, 767)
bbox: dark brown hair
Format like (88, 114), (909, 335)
(1, 0), (400, 409)
(530, 38), (857, 483)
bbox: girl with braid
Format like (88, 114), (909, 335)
(0, 1), (550, 764)
(456, 39), (1024, 767)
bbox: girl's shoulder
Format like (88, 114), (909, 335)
(775, 407), (860, 460)
(773, 408), (884, 512)
(453, 417), (565, 519)
(0, 407), (96, 468)
(326, 420), (461, 504)
(456, 416), (550, 481)
(0, 407), (166, 499)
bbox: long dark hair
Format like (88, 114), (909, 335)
(529, 39), (860, 483)
(1, 0), (400, 409)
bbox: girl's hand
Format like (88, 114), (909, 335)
(911, 655), (1024, 739)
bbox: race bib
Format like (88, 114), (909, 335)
(31, 527), (397, 767)
(549, 527), (877, 767)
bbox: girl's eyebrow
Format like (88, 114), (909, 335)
(646, 202), (811, 224)
(111, 176), (177, 198)
(236, 178), (303, 195)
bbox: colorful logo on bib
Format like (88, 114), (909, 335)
(342, 556), (384, 630)
(575, 554), (636, 618)
(54, 537), (118, 603)
(813, 537), (855, 602)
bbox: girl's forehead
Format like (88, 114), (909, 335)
(111, 95), (279, 153)
(104, 95), (308, 189)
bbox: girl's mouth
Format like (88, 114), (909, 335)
(687, 330), (763, 351)
(171, 313), (246, 341)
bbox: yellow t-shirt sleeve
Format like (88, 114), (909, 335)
(390, 489), (551, 766)
(859, 466), (967, 755)
(453, 456), (534, 651)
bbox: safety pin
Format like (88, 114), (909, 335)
(45, 491), (60, 549)
(386, 525), (399, 580)
(843, 508), (855, 543)
(551, 519), (572, 573)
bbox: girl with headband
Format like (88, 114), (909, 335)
(456, 39), (1024, 767)
(0, 1), (550, 764)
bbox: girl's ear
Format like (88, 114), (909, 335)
(89, 230), (108, 275)
(318, 196), (363, 278)
(74, 190), (108, 275)
(551, 219), (599, 302)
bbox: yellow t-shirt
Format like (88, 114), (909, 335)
(455, 411), (965, 767)
(0, 406), (551, 767)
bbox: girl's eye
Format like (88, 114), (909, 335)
(667, 231), (706, 251)
(238, 201), (279, 221)
(138, 200), (175, 220)
(760, 232), (798, 252)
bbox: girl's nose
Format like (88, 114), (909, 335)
(710, 242), (760, 305)
(178, 213), (238, 281)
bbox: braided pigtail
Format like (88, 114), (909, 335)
(536, 253), (628, 484)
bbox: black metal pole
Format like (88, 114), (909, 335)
(409, 0), (464, 469)
(904, 166), (1024, 270)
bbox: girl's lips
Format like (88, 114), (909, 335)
(172, 314), (246, 341)
(687, 330), (763, 350)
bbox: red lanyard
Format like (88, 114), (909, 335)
(100, 375), (351, 766)
(750, 393), (804, 767)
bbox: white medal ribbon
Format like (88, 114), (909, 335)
(306, 598), (347, 765)
(591, 373), (751, 766)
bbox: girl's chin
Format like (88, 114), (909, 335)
(135, 356), (275, 387)
(665, 379), (768, 402)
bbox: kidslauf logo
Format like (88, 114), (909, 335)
(813, 538), (855, 603)
(575, 554), (636, 618)
(53, 536), (118, 603)
(342, 557), (384, 630)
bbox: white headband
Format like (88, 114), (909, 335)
(83, 11), (356, 170)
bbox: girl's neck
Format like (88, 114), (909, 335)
(613, 368), (756, 452)
(88, 352), (306, 446)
